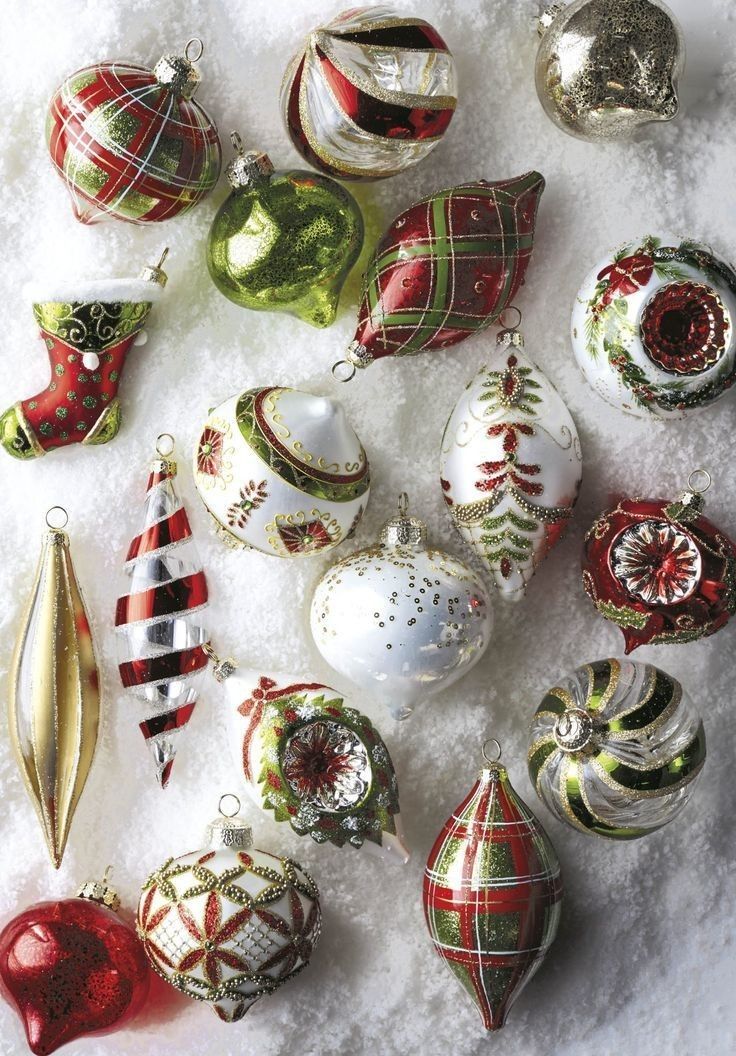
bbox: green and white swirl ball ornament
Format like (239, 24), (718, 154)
(528, 658), (706, 840)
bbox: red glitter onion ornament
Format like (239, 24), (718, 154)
(0, 871), (149, 1055)
(582, 470), (736, 652)
(333, 173), (545, 378)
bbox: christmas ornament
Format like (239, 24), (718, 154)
(208, 656), (409, 862)
(0, 870), (150, 1055)
(333, 173), (545, 378)
(440, 310), (582, 601)
(137, 795), (321, 1022)
(115, 434), (209, 788)
(0, 251), (169, 460)
(528, 658), (706, 840)
(8, 508), (99, 869)
(47, 38), (221, 224)
(194, 386), (369, 555)
(582, 471), (736, 652)
(281, 6), (457, 181)
(310, 494), (492, 719)
(423, 739), (562, 1031)
(572, 235), (736, 419)
(536, 0), (684, 141)
(207, 132), (363, 328)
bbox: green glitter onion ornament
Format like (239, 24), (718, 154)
(207, 133), (364, 328)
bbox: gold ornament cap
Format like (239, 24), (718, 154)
(380, 493), (428, 548)
(205, 795), (254, 851)
(77, 867), (121, 912)
(139, 248), (169, 288)
(154, 38), (204, 99)
(226, 132), (274, 189)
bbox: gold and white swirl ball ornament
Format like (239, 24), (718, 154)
(193, 386), (369, 556)
(310, 496), (492, 719)
(528, 659), (706, 840)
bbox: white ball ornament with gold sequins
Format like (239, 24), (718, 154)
(440, 313), (583, 601)
(193, 386), (370, 556)
(310, 496), (492, 719)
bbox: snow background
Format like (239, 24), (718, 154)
(0, 0), (734, 1053)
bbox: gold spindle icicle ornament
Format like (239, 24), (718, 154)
(8, 507), (100, 868)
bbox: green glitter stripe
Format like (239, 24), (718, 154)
(595, 723), (706, 794)
(563, 758), (643, 839)
(528, 739), (557, 789)
(607, 670), (676, 733)
(586, 660), (617, 712)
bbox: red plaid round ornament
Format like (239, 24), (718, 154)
(46, 39), (221, 225)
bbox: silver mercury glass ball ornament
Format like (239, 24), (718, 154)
(310, 494), (493, 719)
(535, 0), (685, 141)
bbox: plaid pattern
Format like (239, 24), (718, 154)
(47, 62), (221, 224)
(423, 764), (561, 1031)
(350, 173), (544, 363)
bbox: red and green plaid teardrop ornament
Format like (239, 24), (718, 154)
(423, 743), (562, 1031)
(336, 173), (544, 376)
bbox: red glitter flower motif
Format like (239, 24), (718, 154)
(611, 520), (702, 605)
(282, 721), (370, 812)
(173, 894), (254, 985)
(197, 427), (224, 476)
(278, 520), (332, 554)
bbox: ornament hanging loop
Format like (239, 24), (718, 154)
(398, 492), (409, 516)
(230, 130), (244, 154)
(332, 360), (356, 383)
(688, 468), (712, 495)
(45, 506), (68, 530)
(219, 793), (241, 818)
(184, 37), (204, 63)
(156, 433), (175, 458)
(482, 737), (502, 764)
(498, 305), (522, 331)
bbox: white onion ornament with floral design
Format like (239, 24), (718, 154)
(137, 796), (320, 1022)
(440, 317), (582, 601)
(208, 658), (409, 864)
(193, 386), (369, 555)
(310, 496), (492, 719)
(572, 234), (736, 420)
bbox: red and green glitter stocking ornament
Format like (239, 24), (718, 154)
(0, 252), (168, 460)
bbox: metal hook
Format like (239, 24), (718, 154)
(156, 247), (169, 269)
(498, 305), (522, 331)
(218, 793), (241, 818)
(481, 737), (502, 764)
(687, 468), (712, 495)
(156, 433), (175, 458)
(45, 506), (69, 530)
(398, 492), (409, 516)
(332, 360), (356, 383)
(230, 130), (244, 154)
(184, 37), (204, 63)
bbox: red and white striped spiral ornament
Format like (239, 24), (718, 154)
(115, 434), (209, 787)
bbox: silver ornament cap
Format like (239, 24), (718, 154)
(154, 38), (205, 100)
(226, 132), (274, 189)
(380, 493), (427, 548)
(204, 795), (254, 851)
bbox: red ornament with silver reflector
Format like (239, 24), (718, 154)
(582, 471), (736, 652)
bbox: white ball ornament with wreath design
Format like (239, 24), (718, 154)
(193, 386), (369, 556)
(571, 234), (736, 420)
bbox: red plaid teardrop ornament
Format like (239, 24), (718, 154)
(335, 173), (544, 377)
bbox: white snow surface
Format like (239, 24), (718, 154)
(0, 1), (734, 1054)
